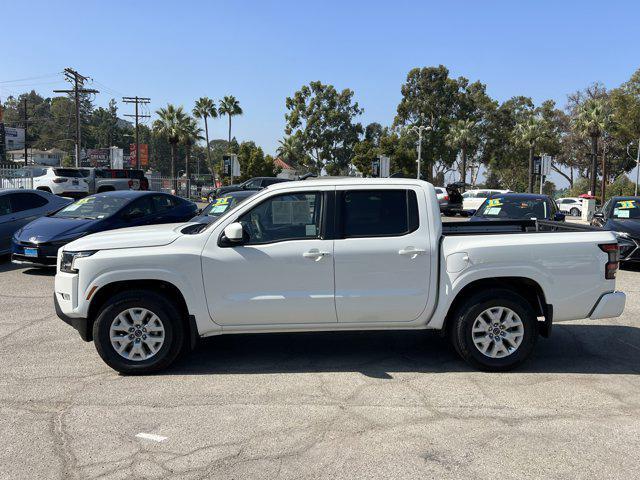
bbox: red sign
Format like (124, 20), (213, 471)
(130, 144), (149, 168)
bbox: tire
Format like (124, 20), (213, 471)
(93, 290), (185, 374)
(449, 289), (538, 371)
(570, 207), (580, 217)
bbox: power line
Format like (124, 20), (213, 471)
(122, 96), (151, 169)
(0, 72), (62, 84)
(53, 68), (99, 167)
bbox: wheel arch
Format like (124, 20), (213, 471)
(443, 277), (552, 338)
(86, 279), (197, 347)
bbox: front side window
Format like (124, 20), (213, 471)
(0, 196), (12, 215)
(341, 189), (418, 238)
(123, 197), (154, 217)
(238, 192), (322, 244)
(244, 179), (262, 189)
(152, 194), (177, 212)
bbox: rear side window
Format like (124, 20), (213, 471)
(53, 168), (82, 178)
(152, 194), (178, 212)
(0, 196), (11, 215)
(10, 192), (49, 212)
(341, 189), (419, 238)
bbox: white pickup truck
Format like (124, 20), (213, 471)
(54, 178), (626, 374)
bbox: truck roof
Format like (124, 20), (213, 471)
(266, 177), (431, 191)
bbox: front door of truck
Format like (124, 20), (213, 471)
(202, 188), (337, 326)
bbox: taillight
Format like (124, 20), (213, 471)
(599, 243), (619, 280)
(128, 180), (134, 189)
(444, 195), (449, 201)
(52, 178), (66, 183)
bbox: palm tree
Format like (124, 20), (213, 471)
(445, 119), (478, 191)
(153, 104), (188, 192)
(514, 115), (545, 193)
(193, 97), (217, 174)
(218, 95), (243, 144)
(573, 97), (611, 197)
(179, 117), (204, 189)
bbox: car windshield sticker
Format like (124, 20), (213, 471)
(63, 197), (93, 211)
(211, 205), (229, 214)
(486, 207), (501, 215)
(616, 200), (637, 209)
(615, 209), (630, 218)
(305, 224), (317, 236)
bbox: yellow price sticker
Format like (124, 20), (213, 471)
(486, 198), (503, 207)
(214, 196), (231, 206)
(617, 200), (636, 209)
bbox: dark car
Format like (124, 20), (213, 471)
(210, 177), (290, 201)
(191, 190), (257, 224)
(469, 193), (565, 222)
(11, 191), (197, 267)
(0, 189), (72, 256)
(591, 196), (640, 262)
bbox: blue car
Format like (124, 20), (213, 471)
(1, 189), (72, 256)
(12, 191), (197, 267)
(469, 193), (565, 222)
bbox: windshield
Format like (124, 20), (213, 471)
(201, 195), (249, 218)
(54, 195), (130, 219)
(476, 196), (548, 219)
(54, 168), (83, 178)
(612, 199), (640, 219)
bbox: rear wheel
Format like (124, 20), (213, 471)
(570, 207), (580, 217)
(93, 290), (185, 374)
(449, 289), (538, 371)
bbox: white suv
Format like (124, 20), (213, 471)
(462, 189), (510, 211)
(557, 197), (583, 216)
(33, 167), (89, 199)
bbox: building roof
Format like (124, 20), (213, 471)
(6, 148), (65, 155)
(274, 157), (295, 170)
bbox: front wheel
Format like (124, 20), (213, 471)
(93, 290), (185, 374)
(449, 289), (538, 371)
(570, 207), (580, 217)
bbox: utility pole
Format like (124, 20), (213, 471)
(122, 96), (150, 169)
(54, 68), (98, 167)
(23, 98), (28, 166)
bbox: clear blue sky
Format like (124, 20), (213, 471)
(2, 0), (639, 183)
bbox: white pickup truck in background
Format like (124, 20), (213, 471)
(79, 168), (140, 194)
(54, 178), (626, 374)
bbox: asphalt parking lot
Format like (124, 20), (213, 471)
(1, 254), (639, 480)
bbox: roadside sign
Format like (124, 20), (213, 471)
(541, 155), (552, 176)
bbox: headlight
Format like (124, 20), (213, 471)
(60, 250), (97, 273)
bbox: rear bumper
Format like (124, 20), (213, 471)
(589, 291), (626, 320)
(54, 292), (91, 341)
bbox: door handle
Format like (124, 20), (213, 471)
(398, 247), (427, 258)
(303, 249), (331, 261)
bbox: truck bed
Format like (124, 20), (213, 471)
(442, 219), (601, 236)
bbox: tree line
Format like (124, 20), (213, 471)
(3, 65), (640, 197)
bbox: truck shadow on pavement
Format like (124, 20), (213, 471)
(168, 324), (640, 377)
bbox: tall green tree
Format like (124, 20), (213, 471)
(285, 81), (363, 175)
(276, 134), (308, 169)
(218, 96), (243, 144)
(153, 104), (188, 190)
(573, 97), (611, 196)
(514, 112), (546, 193)
(193, 97), (218, 174)
(445, 119), (479, 189)
(179, 116), (204, 183)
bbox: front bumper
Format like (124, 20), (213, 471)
(589, 291), (626, 320)
(12, 242), (60, 266)
(54, 292), (91, 341)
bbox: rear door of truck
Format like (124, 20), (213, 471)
(333, 185), (432, 323)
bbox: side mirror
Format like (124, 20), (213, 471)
(224, 222), (245, 243)
(554, 212), (566, 222)
(467, 209), (477, 216)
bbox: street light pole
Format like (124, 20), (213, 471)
(635, 138), (640, 197)
(408, 123), (431, 180)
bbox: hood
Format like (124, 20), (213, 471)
(64, 222), (185, 252)
(606, 219), (640, 238)
(14, 216), (100, 243)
